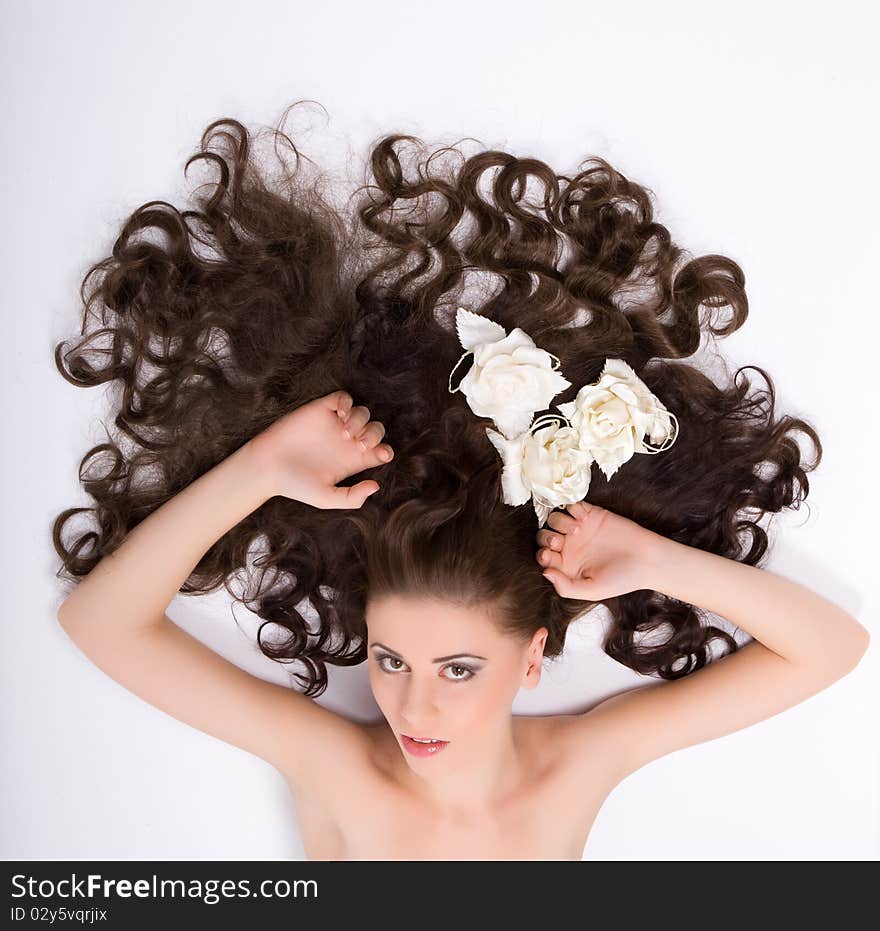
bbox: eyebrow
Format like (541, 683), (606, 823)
(370, 642), (488, 663)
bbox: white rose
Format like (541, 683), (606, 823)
(557, 358), (678, 481)
(452, 307), (571, 440)
(486, 415), (594, 528)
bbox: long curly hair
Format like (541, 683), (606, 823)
(52, 101), (822, 697)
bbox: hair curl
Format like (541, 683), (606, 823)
(52, 101), (822, 697)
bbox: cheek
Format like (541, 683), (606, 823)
(442, 675), (512, 727)
(369, 668), (407, 719)
(368, 668), (390, 704)
(468, 673), (515, 716)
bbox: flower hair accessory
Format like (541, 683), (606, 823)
(448, 306), (680, 527)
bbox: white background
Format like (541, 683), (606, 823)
(2, 0), (877, 860)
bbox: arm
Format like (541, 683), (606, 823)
(641, 532), (870, 669)
(57, 391), (393, 794)
(539, 505), (871, 783)
(57, 440), (367, 790)
(58, 440), (273, 632)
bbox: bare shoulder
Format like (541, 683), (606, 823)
(275, 703), (378, 802)
(285, 717), (411, 853)
(278, 713), (385, 857)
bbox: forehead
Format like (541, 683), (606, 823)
(365, 595), (500, 652)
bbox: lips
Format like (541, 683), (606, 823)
(401, 734), (450, 758)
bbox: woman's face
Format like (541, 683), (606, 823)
(366, 594), (547, 769)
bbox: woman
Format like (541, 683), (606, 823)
(52, 104), (870, 859)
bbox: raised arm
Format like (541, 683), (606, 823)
(57, 390), (394, 794)
(536, 503), (870, 783)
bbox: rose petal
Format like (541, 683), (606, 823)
(648, 408), (674, 446)
(493, 408), (536, 441)
(608, 380), (640, 406)
(485, 428), (532, 505)
(472, 326), (536, 364)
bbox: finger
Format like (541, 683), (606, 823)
(535, 546), (564, 571)
(536, 528), (564, 552)
(542, 567), (595, 600)
(326, 390), (354, 421)
(326, 479), (380, 509)
(343, 406), (371, 439)
(566, 500), (593, 520)
(353, 420), (386, 450)
(357, 427), (394, 464)
(546, 509), (579, 533)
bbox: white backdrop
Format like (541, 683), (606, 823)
(2, 0), (877, 860)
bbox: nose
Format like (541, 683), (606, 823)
(399, 676), (439, 728)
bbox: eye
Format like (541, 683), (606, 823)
(378, 656), (407, 673)
(375, 656), (476, 682)
(443, 663), (475, 682)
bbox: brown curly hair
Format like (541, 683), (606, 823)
(52, 100), (822, 697)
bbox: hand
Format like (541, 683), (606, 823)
(535, 501), (660, 600)
(249, 390), (395, 510)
